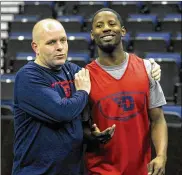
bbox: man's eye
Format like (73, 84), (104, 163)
(60, 39), (67, 43)
(48, 41), (56, 45)
(96, 24), (102, 28)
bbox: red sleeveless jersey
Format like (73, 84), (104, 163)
(85, 54), (150, 175)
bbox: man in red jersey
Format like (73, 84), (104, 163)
(83, 8), (167, 175)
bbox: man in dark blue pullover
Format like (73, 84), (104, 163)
(12, 19), (92, 175)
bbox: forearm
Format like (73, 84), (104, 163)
(83, 122), (95, 141)
(150, 108), (168, 158)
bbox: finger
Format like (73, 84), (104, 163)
(157, 168), (165, 175)
(91, 124), (99, 132)
(91, 124), (96, 131)
(85, 69), (90, 77)
(108, 124), (116, 137)
(74, 73), (78, 79)
(79, 68), (85, 77)
(152, 70), (161, 78)
(102, 127), (112, 135)
(147, 162), (154, 175)
(151, 64), (160, 73)
(154, 75), (160, 81)
(152, 168), (160, 175)
(152, 66), (161, 74)
(149, 58), (155, 64)
(85, 69), (90, 80)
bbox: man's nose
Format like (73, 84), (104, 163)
(56, 41), (63, 50)
(103, 24), (111, 32)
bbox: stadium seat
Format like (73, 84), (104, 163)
(6, 32), (33, 72)
(1, 74), (15, 104)
(160, 14), (181, 33)
(109, 1), (141, 19)
(7, 32), (33, 59)
(145, 52), (181, 102)
(171, 32), (182, 53)
(67, 53), (90, 67)
(133, 32), (171, 54)
(10, 15), (40, 33)
(56, 1), (77, 16)
(161, 105), (182, 175)
(22, 1), (54, 18)
(148, 1), (181, 18)
(67, 33), (91, 54)
(163, 105), (182, 125)
(174, 83), (182, 105)
(11, 52), (35, 73)
(1, 108), (14, 175)
(125, 14), (158, 34)
(76, 2), (108, 19)
(57, 16), (84, 32)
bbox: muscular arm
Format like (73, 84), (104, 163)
(149, 107), (168, 159)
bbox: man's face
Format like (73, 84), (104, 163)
(36, 23), (68, 69)
(91, 11), (123, 53)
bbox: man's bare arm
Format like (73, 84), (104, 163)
(148, 107), (168, 175)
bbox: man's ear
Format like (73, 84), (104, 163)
(90, 30), (94, 41)
(31, 41), (39, 55)
(121, 26), (126, 37)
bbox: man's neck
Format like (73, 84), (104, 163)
(97, 48), (126, 66)
(34, 58), (62, 71)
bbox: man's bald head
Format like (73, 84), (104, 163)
(32, 18), (65, 43)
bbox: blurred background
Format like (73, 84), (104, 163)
(1, 1), (182, 175)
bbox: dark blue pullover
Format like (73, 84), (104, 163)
(12, 61), (88, 175)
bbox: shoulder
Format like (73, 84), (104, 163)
(15, 62), (46, 82)
(64, 61), (81, 74)
(85, 60), (96, 70)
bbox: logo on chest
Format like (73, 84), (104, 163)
(51, 80), (74, 98)
(96, 91), (146, 121)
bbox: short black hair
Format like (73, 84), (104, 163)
(91, 8), (124, 28)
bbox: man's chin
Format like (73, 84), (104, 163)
(99, 44), (116, 53)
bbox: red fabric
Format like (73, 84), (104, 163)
(85, 54), (151, 175)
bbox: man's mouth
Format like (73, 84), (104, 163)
(101, 35), (115, 41)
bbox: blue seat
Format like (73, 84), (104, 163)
(145, 52), (181, 101)
(10, 15), (40, 33)
(1, 104), (13, 118)
(22, 1), (54, 18)
(1, 74), (15, 104)
(160, 14), (181, 33)
(161, 105), (182, 174)
(67, 32), (91, 54)
(163, 105), (182, 125)
(57, 16), (84, 32)
(172, 32), (182, 53)
(134, 32), (171, 53)
(148, 1), (181, 18)
(67, 53), (90, 67)
(145, 52), (181, 67)
(76, 2), (108, 19)
(10, 52), (35, 73)
(7, 32), (32, 59)
(110, 1), (141, 19)
(125, 14), (158, 34)
(174, 83), (182, 105)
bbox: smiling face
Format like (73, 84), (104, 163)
(32, 19), (68, 69)
(91, 11), (125, 53)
